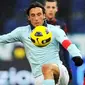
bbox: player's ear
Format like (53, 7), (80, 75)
(56, 7), (58, 12)
(56, 1), (58, 12)
(27, 16), (30, 21)
(43, 14), (46, 20)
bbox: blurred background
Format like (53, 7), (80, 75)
(0, 0), (85, 85)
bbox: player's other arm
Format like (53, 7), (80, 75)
(0, 27), (21, 44)
(55, 28), (83, 66)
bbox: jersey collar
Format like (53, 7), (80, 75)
(29, 20), (47, 30)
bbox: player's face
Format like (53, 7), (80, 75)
(45, 2), (58, 19)
(28, 7), (45, 27)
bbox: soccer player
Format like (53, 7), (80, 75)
(0, 2), (83, 85)
(43, 0), (72, 81)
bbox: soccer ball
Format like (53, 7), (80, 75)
(30, 26), (52, 47)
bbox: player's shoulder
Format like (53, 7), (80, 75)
(47, 24), (62, 31)
(47, 24), (65, 35)
(56, 19), (66, 26)
(47, 24), (60, 29)
(15, 25), (31, 32)
(56, 19), (68, 33)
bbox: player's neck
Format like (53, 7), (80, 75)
(29, 21), (47, 30)
(46, 17), (56, 21)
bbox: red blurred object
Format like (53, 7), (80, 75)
(83, 73), (85, 85)
(83, 77), (85, 85)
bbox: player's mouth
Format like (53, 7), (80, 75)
(35, 22), (40, 26)
(49, 13), (53, 16)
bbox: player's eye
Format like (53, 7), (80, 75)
(37, 13), (42, 16)
(52, 6), (55, 9)
(31, 14), (35, 17)
(47, 6), (50, 9)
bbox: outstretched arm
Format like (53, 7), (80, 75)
(0, 27), (22, 44)
(55, 28), (83, 66)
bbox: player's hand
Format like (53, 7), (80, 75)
(72, 56), (83, 66)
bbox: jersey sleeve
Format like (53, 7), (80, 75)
(0, 27), (22, 44)
(55, 27), (82, 58)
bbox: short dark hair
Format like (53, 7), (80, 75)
(43, 0), (59, 6)
(26, 1), (45, 16)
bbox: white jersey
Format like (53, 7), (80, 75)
(0, 24), (82, 77)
